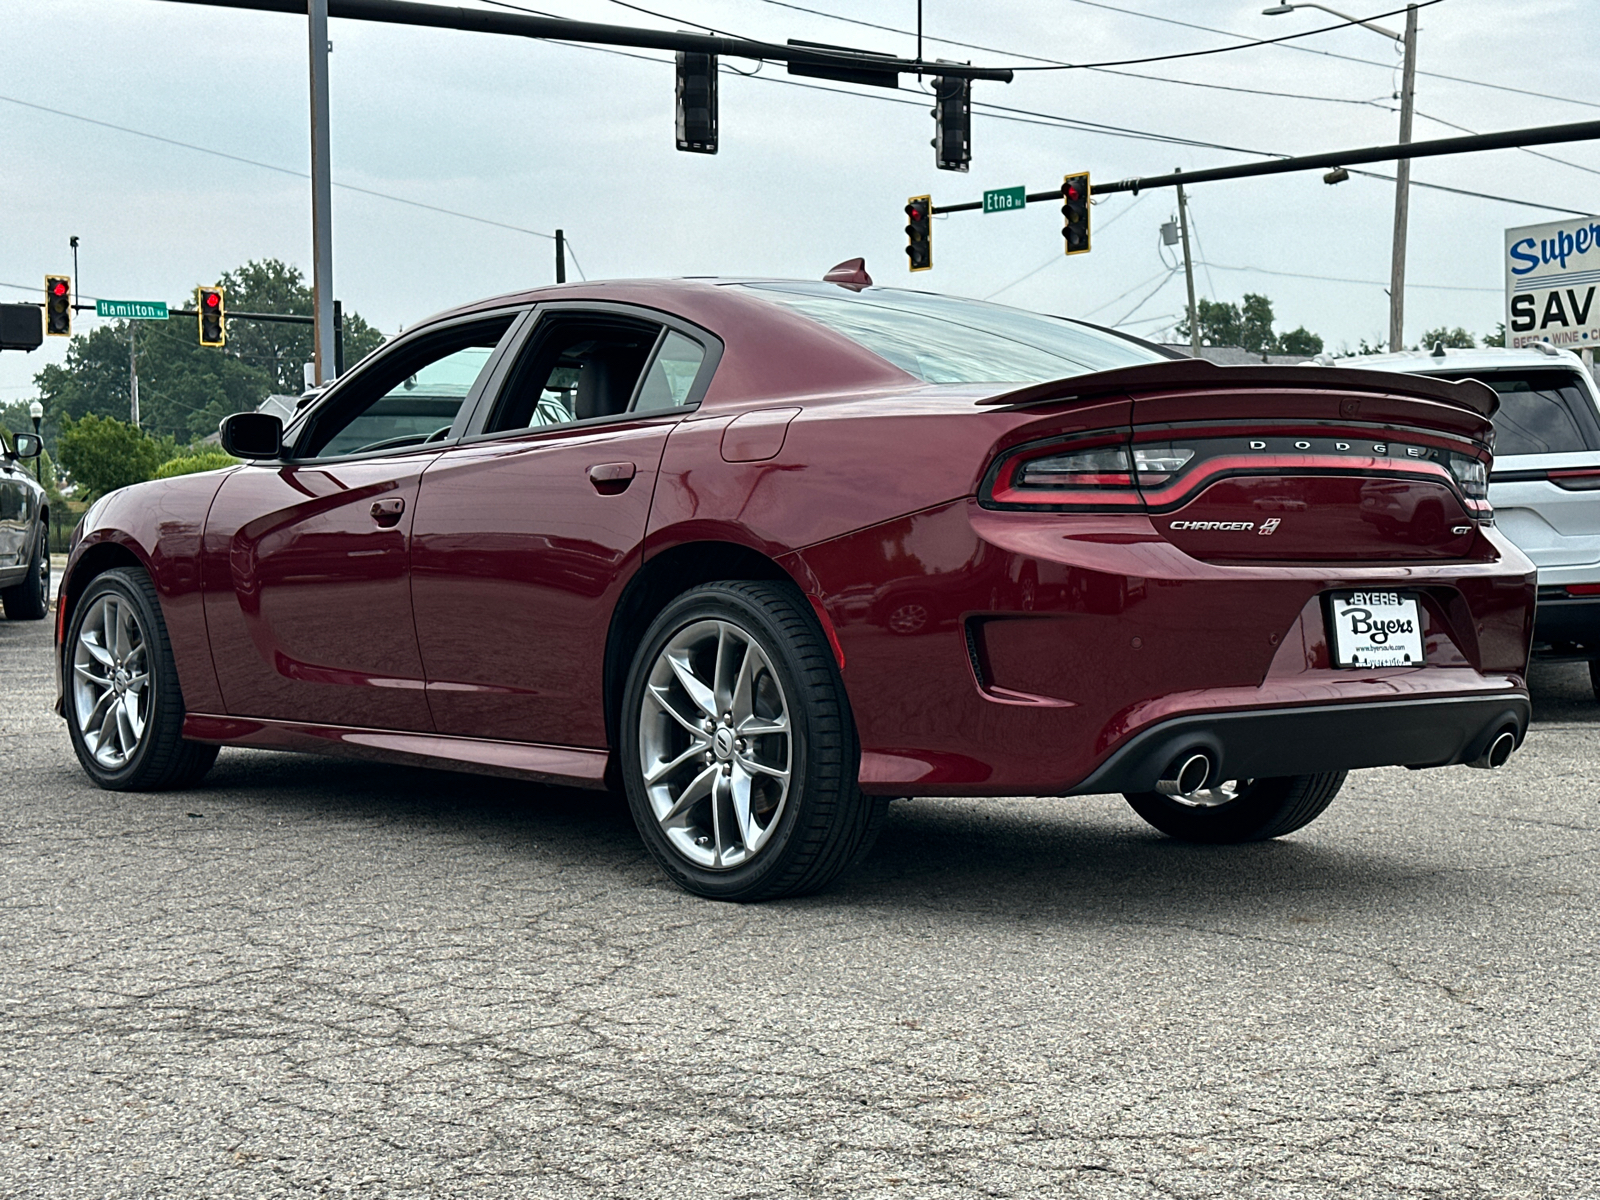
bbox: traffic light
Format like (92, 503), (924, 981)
(932, 75), (970, 173)
(1061, 172), (1091, 256)
(45, 275), (71, 337)
(675, 51), (717, 154)
(198, 287), (226, 347)
(905, 195), (932, 272)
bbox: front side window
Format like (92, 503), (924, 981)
(298, 318), (512, 459)
(736, 282), (1165, 385)
(1433, 369), (1600, 456)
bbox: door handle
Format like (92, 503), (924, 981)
(588, 462), (636, 494)
(370, 497), (405, 526)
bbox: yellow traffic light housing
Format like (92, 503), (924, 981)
(45, 275), (71, 337)
(198, 287), (226, 347)
(905, 195), (932, 272)
(1061, 172), (1091, 256)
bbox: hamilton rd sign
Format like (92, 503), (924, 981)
(95, 299), (169, 320)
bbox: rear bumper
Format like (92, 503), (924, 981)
(1067, 693), (1530, 795)
(1532, 594), (1600, 660)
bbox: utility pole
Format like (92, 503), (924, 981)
(128, 323), (140, 428)
(1388, 4), (1418, 352)
(1175, 170), (1201, 356)
(555, 229), (566, 284)
(308, 0), (336, 382)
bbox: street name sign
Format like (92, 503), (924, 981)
(95, 299), (169, 320)
(1504, 217), (1600, 351)
(983, 186), (1026, 214)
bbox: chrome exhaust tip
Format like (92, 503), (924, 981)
(1468, 728), (1517, 770)
(1157, 751), (1214, 796)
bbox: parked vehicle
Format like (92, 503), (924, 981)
(0, 427), (49, 620)
(54, 280), (1534, 900)
(1333, 345), (1600, 698)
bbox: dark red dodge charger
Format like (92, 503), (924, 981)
(55, 278), (1534, 900)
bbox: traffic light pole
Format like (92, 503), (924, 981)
(128, 322), (140, 428)
(927, 117), (1600, 213)
(309, 0), (336, 383)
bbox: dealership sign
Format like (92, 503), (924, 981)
(1505, 217), (1600, 350)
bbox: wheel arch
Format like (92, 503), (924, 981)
(603, 539), (800, 779)
(60, 538), (148, 640)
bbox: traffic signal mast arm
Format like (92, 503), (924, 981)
(150, 0), (1014, 82)
(927, 116), (1600, 214)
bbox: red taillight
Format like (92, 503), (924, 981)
(984, 437), (1195, 510)
(1567, 583), (1600, 596)
(1550, 468), (1600, 492)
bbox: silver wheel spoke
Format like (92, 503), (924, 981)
(646, 683), (707, 740)
(663, 763), (718, 823)
(82, 636), (115, 669)
(645, 738), (711, 786)
(665, 650), (717, 720)
(736, 754), (789, 783)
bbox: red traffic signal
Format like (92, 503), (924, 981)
(904, 194), (932, 272)
(44, 275), (71, 337)
(198, 287), (226, 347)
(1061, 172), (1091, 257)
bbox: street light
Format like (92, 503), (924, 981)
(1266, 2), (1417, 352)
(28, 400), (43, 482)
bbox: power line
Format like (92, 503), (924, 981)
(1055, 0), (1600, 110)
(1415, 109), (1600, 178)
(0, 94), (559, 242)
(1198, 261), (1499, 292)
(738, 0), (1398, 106)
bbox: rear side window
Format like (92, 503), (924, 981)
(634, 331), (706, 412)
(488, 314), (661, 432)
(1434, 370), (1600, 456)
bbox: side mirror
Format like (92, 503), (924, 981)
(10, 432), (41, 460)
(218, 412), (283, 460)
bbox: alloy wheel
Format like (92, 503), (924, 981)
(638, 618), (793, 870)
(72, 591), (150, 770)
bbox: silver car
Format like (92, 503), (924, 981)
(1333, 345), (1600, 699)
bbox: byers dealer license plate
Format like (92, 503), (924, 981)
(1327, 591), (1425, 667)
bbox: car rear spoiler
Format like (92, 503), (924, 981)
(976, 359), (1499, 418)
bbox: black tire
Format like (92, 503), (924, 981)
(1589, 659), (1600, 703)
(1, 529), (49, 620)
(63, 567), (219, 791)
(1124, 772), (1346, 843)
(620, 580), (886, 901)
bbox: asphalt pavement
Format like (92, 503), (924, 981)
(2, 612), (1596, 1198)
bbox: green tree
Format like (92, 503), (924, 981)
(1482, 323), (1507, 348)
(1420, 326), (1476, 349)
(1176, 292), (1323, 355)
(216, 259), (385, 393)
(57, 414), (169, 499)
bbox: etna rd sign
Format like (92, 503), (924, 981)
(1505, 217), (1600, 350)
(95, 299), (169, 320)
(983, 186), (1026, 214)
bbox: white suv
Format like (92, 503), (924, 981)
(1332, 345), (1600, 698)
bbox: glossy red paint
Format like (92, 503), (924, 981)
(57, 279), (1535, 801)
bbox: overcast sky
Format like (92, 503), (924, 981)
(4, 0), (1597, 406)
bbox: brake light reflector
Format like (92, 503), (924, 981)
(1567, 583), (1600, 596)
(1016, 446), (1133, 489)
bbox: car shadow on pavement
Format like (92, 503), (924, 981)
(1528, 660), (1599, 724)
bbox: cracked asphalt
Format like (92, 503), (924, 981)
(3, 612), (1598, 1199)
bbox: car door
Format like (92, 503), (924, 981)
(410, 304), (719, 747)
(201, 312), (521, 730)
(0, 443), (22, 568)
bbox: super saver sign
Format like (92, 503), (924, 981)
(1505, 217), (1600, 350)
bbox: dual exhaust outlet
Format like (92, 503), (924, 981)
(1155, 723), (1519, 797)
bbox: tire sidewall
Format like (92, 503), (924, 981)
(620, 585), (828, 900)
(64, 569), (168, 789)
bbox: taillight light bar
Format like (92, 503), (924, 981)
(983, 432), (1494, 515)
(1550, 468), (1600, 492)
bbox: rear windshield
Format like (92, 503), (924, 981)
(1432, 369), (1600, 457)
(737, 282), (1166, 384)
